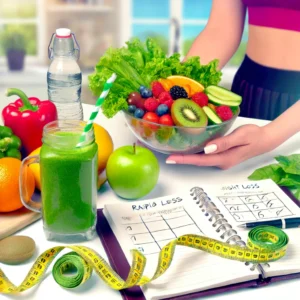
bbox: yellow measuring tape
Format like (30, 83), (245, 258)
(0, 225), (288, 294)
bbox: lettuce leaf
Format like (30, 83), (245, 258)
(248, 154), (300, 201)
(89, 38), (222, 118)
(275, 154), (300, 175)
(248, 164), (285, 184)
(290, 187), (300, 200)
(178, 57), (222, 87)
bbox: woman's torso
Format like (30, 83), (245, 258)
(242, 0), (300, 70)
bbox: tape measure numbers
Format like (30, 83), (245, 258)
(0, 226), (288, 294)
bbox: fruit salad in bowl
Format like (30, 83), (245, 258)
(122, 76), (240, 154)
(89, 38), (242, 154)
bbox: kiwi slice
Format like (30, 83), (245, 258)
(171, 99), (208, 127)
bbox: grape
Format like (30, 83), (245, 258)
(128, 92), (144, 109)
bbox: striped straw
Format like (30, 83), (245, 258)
(76, 73), (117, 147)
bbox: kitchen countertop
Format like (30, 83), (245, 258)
(0, 103), (299, 300)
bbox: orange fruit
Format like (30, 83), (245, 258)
(184, 84), (192, 98)
(0, 157), (35, 212)
(167, 76), (205, 96)
(28, 123), (113, 191)
(208, 103), (217, 111)
(28, 147), (41, 190)
(93, 123), (114, 173)
(158, 78), (173, 91)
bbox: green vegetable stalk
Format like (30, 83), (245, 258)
(89, 38), (222, 118)
(248, 154), (300, 200)
(0, 125), (22, 159)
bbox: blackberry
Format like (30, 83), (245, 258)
(170, 85), (188, 100)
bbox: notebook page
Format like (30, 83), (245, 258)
(103, 191), (260, 300)
(200, 179), (300, 278)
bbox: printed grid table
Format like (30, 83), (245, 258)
(120, 207), (204, 255)
(218, 193), (294, 222)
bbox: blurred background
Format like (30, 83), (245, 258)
(0, 0), (248, 110)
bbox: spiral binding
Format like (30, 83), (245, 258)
(189, 187), (267, 272)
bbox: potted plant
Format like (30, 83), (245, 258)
(0, 29), (26, 71)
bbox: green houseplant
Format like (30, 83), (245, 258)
(0, 28), (26, 71)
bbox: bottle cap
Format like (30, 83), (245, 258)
(56, 28), (71, 38)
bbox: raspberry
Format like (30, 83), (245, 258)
(169, 85), (188, 100)
(144, 97), (159, 112)
(215, 105), (233, 121)
(151, 81), (165, 98)
(162, 98), (174, 109)
(158, 91), (174, 108)
(191, 92), (209, 107)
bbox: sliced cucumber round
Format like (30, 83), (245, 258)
(206, 85), (242, 103)
(203, 106), (222, 124)
(207, 93), (240, 107)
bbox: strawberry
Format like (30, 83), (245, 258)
(191, 92), (209, 107)
(144, 97), (159, 112)
(215, 106), (233, 121)
(158, 91), (174, 109)
(151, 81), (165, 98)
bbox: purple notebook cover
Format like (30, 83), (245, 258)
(96, 187), (300, 300)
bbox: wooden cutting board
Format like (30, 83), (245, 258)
(0, 207), (41, 240)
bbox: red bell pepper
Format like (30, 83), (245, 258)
(2, 88), (57, 155)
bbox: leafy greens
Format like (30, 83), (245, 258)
(248, 154), (300, 200)
(89, 38), (222, 118)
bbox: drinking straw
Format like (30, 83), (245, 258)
(76, 73), (117, 147)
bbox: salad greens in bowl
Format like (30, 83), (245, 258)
(89, 38), (242, 154)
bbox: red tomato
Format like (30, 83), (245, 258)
(143, 112), (159, 131)
(159, 114), (174, 126)
(143, 112), (159, 123)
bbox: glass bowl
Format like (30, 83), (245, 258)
(123, 108), (240, 155)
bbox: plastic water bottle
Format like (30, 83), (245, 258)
(47, 28), (83, 120)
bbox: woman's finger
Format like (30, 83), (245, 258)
(166, 145), (250, 169)
(166, 153), (223, 167)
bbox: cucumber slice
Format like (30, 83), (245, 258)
(203, 106), (222, 124)
(206, 85), (242, 103)
(207, 93), (240, 107)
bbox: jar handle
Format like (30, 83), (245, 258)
(19, 155), (41, 213)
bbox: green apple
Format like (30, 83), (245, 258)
(106, 144), (160, 199)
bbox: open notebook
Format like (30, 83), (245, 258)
(97, 179), (300, 300)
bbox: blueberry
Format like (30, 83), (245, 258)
(128, 105), (137, 114)
(141, 88), (153, 98)
(139, 85), (147, 93)
(156, 104), (169, 116)
(134, 108), (145, 118)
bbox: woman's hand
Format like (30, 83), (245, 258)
(166, 124), (276, 170)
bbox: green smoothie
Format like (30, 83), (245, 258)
(40, 132), (98, 234)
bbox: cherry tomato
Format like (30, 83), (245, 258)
(143, 112), (159, 131)
(159, 114), (174, 126)
(128, 92), (144, 109)
(143, 112), (159, 123)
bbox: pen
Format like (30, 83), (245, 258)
(237, 217), (300, 229)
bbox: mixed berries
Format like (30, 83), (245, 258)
(126, 79), (236, 126)
(215, 105), (234, 121)
(191, 92), (209, 107)
(169, 86), (188, 100)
